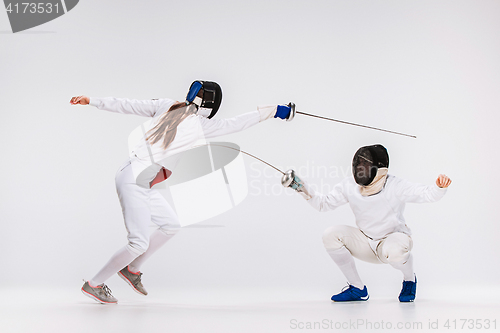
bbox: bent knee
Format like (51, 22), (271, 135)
(159, 227), (180, 237)
(322, 225), (350, 251)
(127, 239), (149, 256)
(379, 236), (412, 263)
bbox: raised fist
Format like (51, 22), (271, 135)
(436, 174), (452, 188)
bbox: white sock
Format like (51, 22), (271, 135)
(389, 253), (415, 282)
(128, 230), (177, 273)
(326, 247), (364, 289)
(90, 246), (139, 286)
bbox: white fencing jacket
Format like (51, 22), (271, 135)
(90, 97), (264, 187)
(307, 175), (447, 240)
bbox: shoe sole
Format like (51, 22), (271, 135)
(81, 288), (117, 304)
(117, 271), (147, 296)
(399, 299), (415, 303)
(331, 296), (369, 302)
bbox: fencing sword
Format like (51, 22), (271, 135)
(207, 143), (285, 175)
(206, 143), (305, 193)
(285, 103), (416, 139)
(179, 143), (314, 200)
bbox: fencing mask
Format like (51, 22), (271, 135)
(185, 80), (223, 119)
(352, 144), (389, 186)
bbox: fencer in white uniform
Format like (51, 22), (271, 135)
(70, 81), (293, 304)
(282, 144), (452, 302)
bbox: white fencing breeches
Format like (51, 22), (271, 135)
(89, 160), (180, 286)
(322, 225), (413, 264)
(116, 160), (180, 255)
(322, 225), (415, 285)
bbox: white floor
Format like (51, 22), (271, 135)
(1, 285), (499, 333)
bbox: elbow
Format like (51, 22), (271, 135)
(425, 191), (445, 203)
(307, 196), (331, 212)
(314, 203), (331, 212)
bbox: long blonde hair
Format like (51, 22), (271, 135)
(145, 101), (196, 150)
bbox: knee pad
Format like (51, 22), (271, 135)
(322, 226), (347, 251)
(378, 235), (412, 264)
(381, 244), (409, 263)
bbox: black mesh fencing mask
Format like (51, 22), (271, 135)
(186, 81), (222, 119)
(352, 144), (389, 186)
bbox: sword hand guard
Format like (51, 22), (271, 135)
(286, 102), (296, 122)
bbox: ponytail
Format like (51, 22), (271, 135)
(145, 101), (196, 150)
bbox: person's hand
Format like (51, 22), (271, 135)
(281, 169), (312, 200)
(70, 95), (90, 105)
(274, 104), (291, 120)
(436, 174), (452, 188)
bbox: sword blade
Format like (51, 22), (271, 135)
(208, 143), (285, 175)
(296, 111), (417, 139)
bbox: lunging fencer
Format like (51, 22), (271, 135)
(70, 81), (293, 304)
(282, 144), (452, 302)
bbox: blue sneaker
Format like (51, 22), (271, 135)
(399, 276), (417, 302)
(331, 285), (369, 302)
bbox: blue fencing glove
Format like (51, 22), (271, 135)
(274, 105), (291, 119)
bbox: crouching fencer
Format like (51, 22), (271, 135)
(282, 144), (452, 302)
(70, 81), (294, 304)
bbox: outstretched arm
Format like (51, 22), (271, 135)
(199, 111), (261, 138)
(395, 174), (452, 203)
(199, 104), (293, 138)
(70, 95), (173, 118)
(281, 169), (348, 212)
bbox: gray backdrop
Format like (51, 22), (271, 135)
(1, 0), (499, 298)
